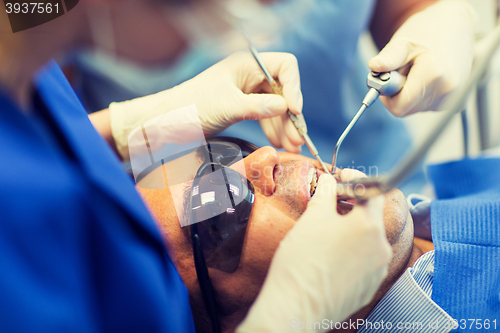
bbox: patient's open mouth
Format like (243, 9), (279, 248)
(307, 167), (319, 197)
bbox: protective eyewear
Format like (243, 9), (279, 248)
(185, 137), (257, 333)
(186, 137), (258, 272)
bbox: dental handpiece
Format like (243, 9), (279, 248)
(334, 24), (500, 203)
(244, 37), (330, 173)
(330, 71), (406, 174)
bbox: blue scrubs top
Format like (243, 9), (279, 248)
(0, 61), (195, 332)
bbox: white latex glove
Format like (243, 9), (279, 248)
(237, 173), (391, 333)
(369, 0), (476, 117)
(110, 52), (304, 160)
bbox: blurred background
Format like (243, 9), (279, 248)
(61, 0), (500, 196)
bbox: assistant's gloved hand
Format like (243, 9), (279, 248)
(237, 173), (391, 333)
(109, 52), (304, 160)
(369, 0), (476, 117)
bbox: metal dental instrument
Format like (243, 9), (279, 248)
(335, 24), (500, 202)
(243, 32), (330, 173)
(331, 70), (406, 174)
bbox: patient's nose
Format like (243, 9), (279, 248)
(242, 147), (280, 196)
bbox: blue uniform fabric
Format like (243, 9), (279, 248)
(0, 61), (195, 332)
(72, 0), (425, 195)
(429, 158), (500, 330)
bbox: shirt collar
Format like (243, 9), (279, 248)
(357, 251), (454, 333)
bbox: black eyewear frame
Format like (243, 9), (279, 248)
(188, 137), (258, 333)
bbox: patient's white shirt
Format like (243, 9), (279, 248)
(357, 251), (455, 333)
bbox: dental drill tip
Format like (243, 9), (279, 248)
(330, 103), (368, 175)
(330, 155), (338, 175)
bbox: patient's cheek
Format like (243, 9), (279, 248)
(242, 202), (295, 271)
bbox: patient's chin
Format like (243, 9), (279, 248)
(336, 188), (410, 243)
(383, 189), (410, 245)
(382, 189), (415, 287)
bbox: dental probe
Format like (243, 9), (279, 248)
(331, 71), (406, 174)
(243, 35), (330, 173)
(335, 23), (500, 201)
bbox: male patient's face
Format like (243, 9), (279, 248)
(138, 145), (414, 299)
(139, 146), (334, 283)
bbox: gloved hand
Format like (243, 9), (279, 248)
(237, 173), (391, 333)
(369, 0), (476, 117)
(258, 108), (305, 154)
(109, 52), (304, 160)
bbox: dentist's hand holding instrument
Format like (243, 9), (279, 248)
(239, 173), (391, 333)
(334, 21), (500, 202)
(368, 0), (476, 117)
(243, 29), (330, 173)
(108, 52), (303, 160)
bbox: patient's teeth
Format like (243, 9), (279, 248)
(307, 168), (315, 187)
(310, 172), (317, 196)
(308, 168), (318, 196)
